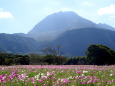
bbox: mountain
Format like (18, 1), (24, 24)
(0, 33), (38, 54)
(27, 11), (97, 41)
(26, 11), (115, 56)
(98, 23), (115, 30)
(13, 33), (26, 37)
(1, 11), (115, 56)
(49, 28), (115, 57)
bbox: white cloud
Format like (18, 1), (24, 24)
(97, 5), (115, 16)
(0, 9), (13, 19)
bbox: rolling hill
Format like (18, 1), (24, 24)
(48, 28), (115, 56)
(0, 33), (38, 54)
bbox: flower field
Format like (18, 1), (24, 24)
(0, 65), (115, 86)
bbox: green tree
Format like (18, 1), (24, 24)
(55, 56), (67, 65)
(44, 54), (67, 65)
(28, 54), (45, 65)
(86, 44), (114, 65)
(66, 56), (87, 65)
(15, 55), (30, 65)
(4, 58), (13, 65)
(0, 52), (4, 65)
(44, 54), (55, 64)
(42, 45), (63, 56)
(42, 46), (66, 65)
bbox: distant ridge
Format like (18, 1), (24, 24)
(50, 28), (115, 56)
(98, 23), (115, 30)
(0, 33), (38, 54)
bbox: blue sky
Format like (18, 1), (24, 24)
(0, 0), (115, 34)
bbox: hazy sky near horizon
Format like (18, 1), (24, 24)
(0, 0), (115, 34)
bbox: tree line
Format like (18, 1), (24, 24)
(0, 44), (115, 65)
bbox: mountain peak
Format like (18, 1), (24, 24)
(54, 11), (78, 15)
(27, 11), (97, 41)
(49, 11), (81, 19)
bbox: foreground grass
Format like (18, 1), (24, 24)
(0, 65), (115, 86)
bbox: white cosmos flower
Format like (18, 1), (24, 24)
(83, 70), (88, 73)
(110, 74), (113, 76)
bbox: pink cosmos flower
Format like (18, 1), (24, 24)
(76, 70), (82, 74)
(61, 78), (70, 83)
(87, 80), (93, 84)
(80, 82), (86, 84)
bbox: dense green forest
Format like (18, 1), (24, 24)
(0, 44), (115, 65)
(0, 33), (38, 54)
